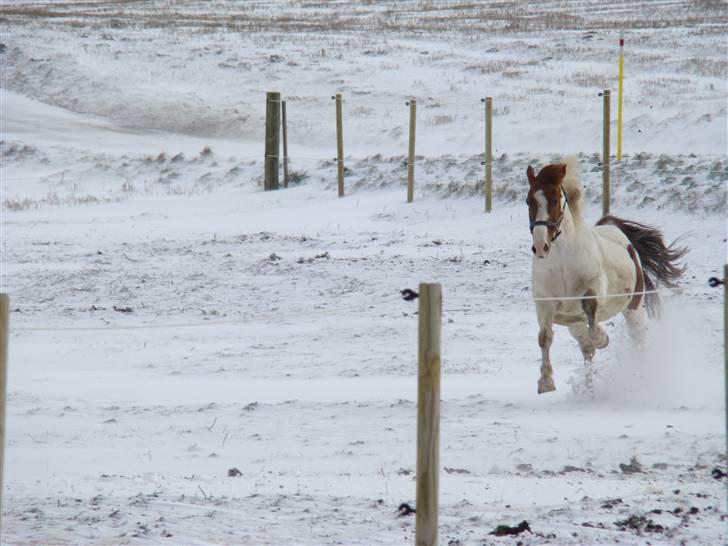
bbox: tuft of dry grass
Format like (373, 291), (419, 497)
(639, 77), (697, 97)
(501, 69), (525, 79)
(680, 57), (728, 79)
(3, 191), (104, 211)
(425, 114), (456, 127)
(568, 71), (610, 89)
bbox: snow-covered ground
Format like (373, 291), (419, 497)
(1, 2), (726, 545)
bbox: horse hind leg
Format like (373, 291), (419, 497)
(581, 289), (609, 349)
(623, 307), (647, 349)
(623, 250), (648, 348)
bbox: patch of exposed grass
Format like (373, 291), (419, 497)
(568, 71), (610, 89)
(3, 191), (106, 211)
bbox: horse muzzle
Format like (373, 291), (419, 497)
(532, 241), (550, 258)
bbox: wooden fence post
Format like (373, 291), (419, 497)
(416, 282), (441, 546)
(617, 33), (625, 162)
(334, 93), (345, 197)
(264, 91), (281, 191)
(602, 89), (611, 216)
(483, 97), (493, 213)
(282, 100), (289, 189)
(0, 293), (9, 537)
(407, 99), (417, 203)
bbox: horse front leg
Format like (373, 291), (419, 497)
(568, 323), (596, 392)
(536, 307), (556, 394)
(538, 325), (555, 393)
(575, 289), (608, 393)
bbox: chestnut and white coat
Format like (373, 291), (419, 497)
(526, 156), (685, 394)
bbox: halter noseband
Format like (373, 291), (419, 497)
(529, 187), (569, 242)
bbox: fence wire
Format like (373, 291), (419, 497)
(9, 285), (716, 334)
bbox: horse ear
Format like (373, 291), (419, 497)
(560, 164), (567, 177)
(527, 165), (537, 185)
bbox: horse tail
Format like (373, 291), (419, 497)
(597, 215), (688, 317)
(561, 155), (584, 225)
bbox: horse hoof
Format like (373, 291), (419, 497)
(592, 328), (609, 349)
(538, 378), (556, 394)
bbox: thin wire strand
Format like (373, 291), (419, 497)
(10, 302), (380, 333)
(250, 95), (727, 104)
(11, 317), (253, 332)
(532, 289), (661, 302)
(288, 156), (337, 162)
(10, 287), (715, 334)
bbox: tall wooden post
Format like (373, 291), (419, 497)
(407, 99), (417, 203)
(724, 264), (727, 460)
(0, 293), (9, 537)
(484, 97), (493, 213)
(617, 33), (625, 162)
(334, 93), (345, 197)
(416, 282), (441, 546)
(602, 89), (611, 216)
(282, 100), (289, 189)
(264, 91), (281, 191)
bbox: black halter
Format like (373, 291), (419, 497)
(529, 188), (569, 242)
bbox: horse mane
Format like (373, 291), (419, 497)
(560, 155), (585, 226)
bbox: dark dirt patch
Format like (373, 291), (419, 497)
(615, 514), (665, 533)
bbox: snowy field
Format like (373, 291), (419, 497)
(1, 1), (727, 545)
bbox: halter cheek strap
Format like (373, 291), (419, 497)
(529, 188), (569, 242)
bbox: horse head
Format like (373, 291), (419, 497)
(526, 163), (568, 259)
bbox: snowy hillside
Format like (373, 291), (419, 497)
(0, 1), (726, 545)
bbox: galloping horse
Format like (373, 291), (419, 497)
(526, 156), (687, 394)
